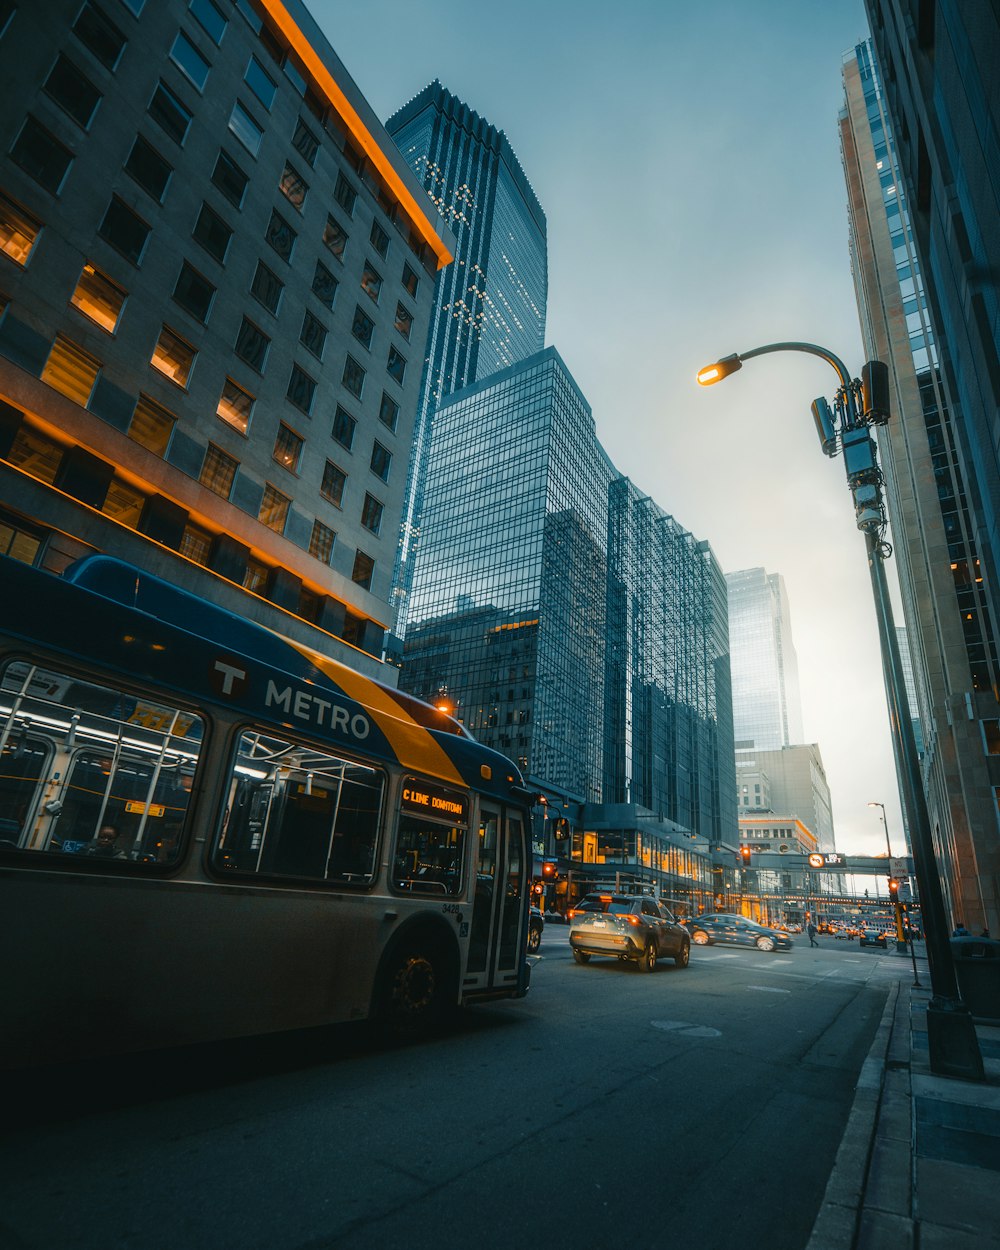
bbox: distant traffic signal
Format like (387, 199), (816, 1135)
(542, 861), (557, 880)
(739, 846), (752, 867)
(888, 877), (900, 899)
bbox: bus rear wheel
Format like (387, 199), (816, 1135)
(378, 940), (453, 1037)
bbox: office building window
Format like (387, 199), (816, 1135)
(169, 31), (210, 92)
(311, 260), (338, 309)
(42, 334), (100, 405)
(124, 135), (172, 202)
(370, 220), (389, 257)
(279, 162), (307, 210)
(0, 514), (42, 565)
(243, 557), (268, 594)
(180, 520), (212, 565)
(394, 302), (412, 341)
(150, 324), (196, 387)
(292, 116), (318, 166)
(172, 261), (215, 323)
(234, 316), (269, 372)
(250, 260), (282, 314)
(200, 442), (238, 498)
(323, 215), (347, 261)
(70, 262), (126, 333)
(370, 441), (391, 482)
(149, 80), (192, 146)
(402, 262), (418, 299)
(309, 518), (335, 564)
(378, 391), (399, 432)
(119, 0), (146, 15)
(273, 422), (302, 472)
(73, 3), (127, 69)
(386, 346), (406, 386)
(286, 364), (315, 415)
(342, 355), (365, 400)
(0, 191), (41, 266)
(332, 404), (356, 450)
(10, 116), (73, 193)
(189, 0), (226, 44)
(351, 550), (374, 590)
(192, 202), (231, 262)
(265, 209), (295, 262)
(98, 195), (150, 264)
(259, 483), (289, 533)
(44, 54), (102, 128)
(229, 100), (263, 157)
(321, 460), (346, 507)
(351, 304), (374, 350)
(212, 149), (248, 208)
(334, 172), (357, 216)
(244, 56), (276, 109)
(217, 376), (253, 435)
(361, 493), (383, 535)
(102, 479), (144, 528)
(129, 394), (174, 455)
(361, 261), (382, 304)
(300, 309), (326, 359)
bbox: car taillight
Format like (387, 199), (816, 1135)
(625, 915), (641, 926)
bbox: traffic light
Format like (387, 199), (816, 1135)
(739, 845), (752, 867)
(552, 817), (569, 841)
(542, 861), (557, 881)
(888, 877), (899, 900)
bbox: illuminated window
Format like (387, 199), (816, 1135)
(402, 262), (418, 299)
(73, 3), (127, 68)
(234, 316), (269, 372)
(309, 518), (335, 563)
(179, 520), (212, 565)
(370, 220), (389, 258)
(342, 355), (365, 400)
(70, 262), (126, 333)
(102, 478), (144, 528)
(361, 261), (382, 303)
(251, 260), (282, 314)
(370, 441), (391, 482)
(387, 346), (406, 386)
(984, 720), (1000, 755)
(351, 550), (374, 590)
(0, 191), (41, 266)
(42, 335), (100, 405)
(10, 116), (73, 193)
(378, 392), (398, 432)
(129, 394), (174, 455)
(148, 80), (192, 146)
(286, 364), (315, 415)
(259, 483), (289, 533)
(323, 215), (348, 261)
(217, 377), (253, 434)
(394, 302), (413, 341)
(273, 422), (302, 472)
(172, 261), (215, 322)
(311, 260), (338, 308)
(320, 460), (346, 507)
(265, 209), (295, 262)
(332, 405), (356, 450)
(212, 149), (248, 208)
(169, 31), (210, 92)
(124, 135), (172, 202)
(7, 426), (62, 484)
(150, 324), (196, 387)
(279, 162), (307, 210)
(361, 492), (383, 535)
(300, 309), (326, 359)
(243, 557), (269, 594)
(334, 172), (357, 216)
(351, 304), (374, 349)
(192, 202), (231, 262)
(0, 515), (42, 565)
(98, 195), (150, 265)
(244, 56), (276, 109)
(199, 443), (238, 498)
(44, 54), (102, 128)
(229, 100), (262, 156)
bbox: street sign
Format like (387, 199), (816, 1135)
(889, 856), (908, 877)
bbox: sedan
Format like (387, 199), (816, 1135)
(684, 913), (793, 953)
(570, 896), (691, 972)
(859, 929), (887, 949)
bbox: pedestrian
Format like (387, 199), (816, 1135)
(807, 921), (819, 947)
(952, 921), (970, 937)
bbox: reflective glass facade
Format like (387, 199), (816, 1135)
(385, 82), (547, 639)
(401, 348), (736, 847)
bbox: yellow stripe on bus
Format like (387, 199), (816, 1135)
(279, 636), (465, 788)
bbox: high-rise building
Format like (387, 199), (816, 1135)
(842, 35), (998, 932)
(725, 568), (805, 752)
(0, 0), (453, 676)
(736, 743), (835, 851)
(400, 347), (735, 904)
(384, 81), (547, 644)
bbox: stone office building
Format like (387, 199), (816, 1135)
(0, 0), (454, 676)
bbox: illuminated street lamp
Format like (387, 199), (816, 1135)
(697, 340), (982, 1080)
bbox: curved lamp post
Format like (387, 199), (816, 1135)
(697, 341), (982, 1080)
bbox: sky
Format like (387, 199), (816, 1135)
(313, 0), (907, 857)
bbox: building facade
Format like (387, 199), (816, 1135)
(0, 0), (453, 676)
(842, 34), (998, 932)
(383, 80), (547, 644)
(736, 743), (835, 850)
(725, 567), (805, 752)
(399, 347), (735, 908)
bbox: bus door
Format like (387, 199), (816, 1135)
(465, 802), (527, 991)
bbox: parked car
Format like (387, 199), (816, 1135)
(859, 929), (887, 949)
(684, 913), (793, 952)
(527, 906), (544, 953)
(570, 895), (691, 971)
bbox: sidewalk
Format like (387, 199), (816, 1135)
(807, 952), (1000, 1250)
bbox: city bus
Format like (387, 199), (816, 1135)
(0, 555), (535, 1066)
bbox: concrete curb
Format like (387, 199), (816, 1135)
(804, 979), (900, 1250)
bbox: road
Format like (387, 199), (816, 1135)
(0, 930), (907, 1250)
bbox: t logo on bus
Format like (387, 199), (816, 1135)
(212, 660), (248, 698)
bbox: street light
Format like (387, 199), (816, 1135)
(869, 800), (921, 985)
(697, 340), (982, 1080)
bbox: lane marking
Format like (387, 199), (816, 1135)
(746, 985), (791, 994)
(651, 1020), (722, 1039)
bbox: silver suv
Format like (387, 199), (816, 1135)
(570, 895), (691, 972)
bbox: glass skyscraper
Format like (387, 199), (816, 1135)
(725, 568), (804, 752)
(401, 348), (736, 862)
(384, 81), (548, 643)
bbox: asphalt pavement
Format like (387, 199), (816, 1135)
(805, 942), (1000, 1250)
